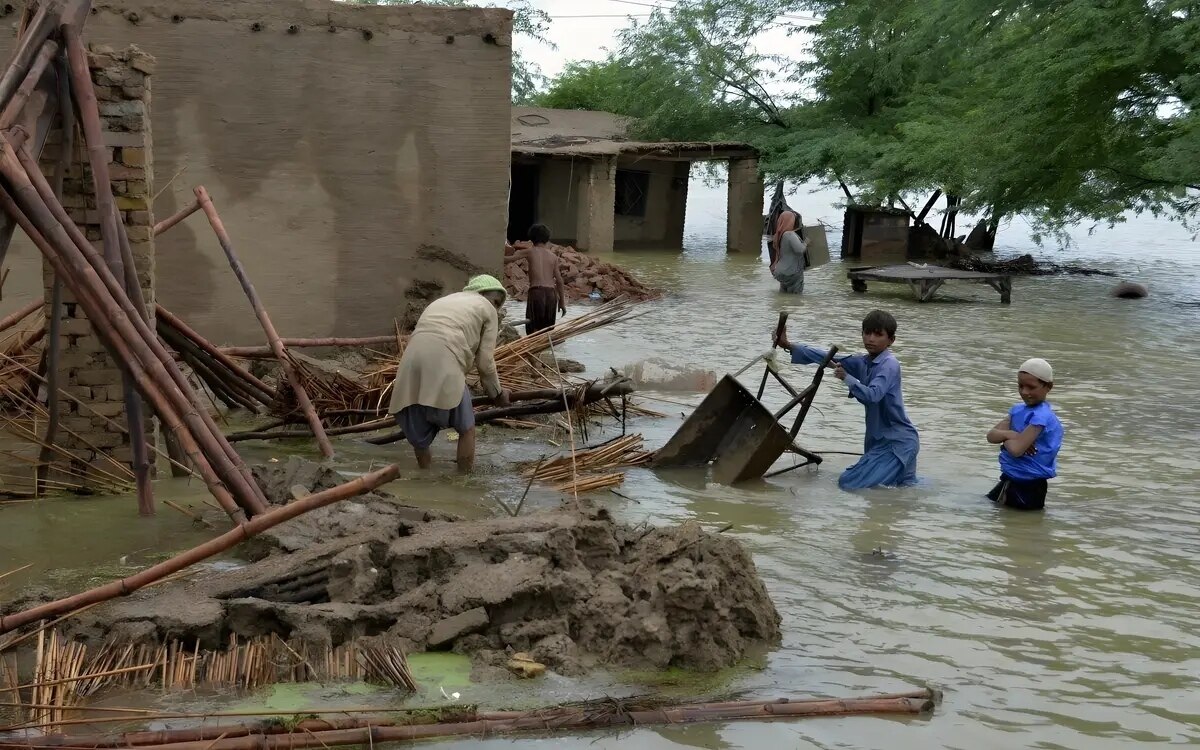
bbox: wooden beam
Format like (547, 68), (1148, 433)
(916, 190), (942, 224)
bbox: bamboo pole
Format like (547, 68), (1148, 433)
(192, 186), (332, 458)
(155, 306), (273, 401)
(35, 53), (73, 495)
(0, 300), (40, 334)
(61, 27), (154, 515)
(0, 169), (245, 523)
(0, 39), (59, 130)
(0, 691), (934, 749)
(219, 336), (403, 357)
(6, 141), (266, 519)
(150, 199), (199, 238)
(0, 0), (58, 109)
(159, 325), (263, 412)
(0, 462), (399, 634)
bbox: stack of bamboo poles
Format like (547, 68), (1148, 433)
(0, 0), (272, 521)
(155, 305), (276, 415)
(0, 631), (417, 733)
(523, 434), (654, 495)
(0, 690), (937, 746)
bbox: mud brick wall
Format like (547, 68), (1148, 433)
(40, 45), (157, 486)
(0, 0), (514, 343)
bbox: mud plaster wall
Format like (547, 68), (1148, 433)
(531, 157), (581, 246)
(0, 0), (513, 344)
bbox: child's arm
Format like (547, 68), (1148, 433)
(1000, 424), (1043, 458)
(774, 332), (843, 367)
(987, 417), (1015, 444)
(554, 260), (567, 315)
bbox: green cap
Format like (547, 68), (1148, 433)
(463, 274), (506, 296)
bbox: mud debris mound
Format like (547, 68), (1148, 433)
(242, 456), (461, 560)
(505, 245), (661, 302)
(71, 461), (780, 676)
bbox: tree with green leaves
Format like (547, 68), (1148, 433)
(538, 0), (1200, 238)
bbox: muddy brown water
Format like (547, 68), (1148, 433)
(3, 182), (1199, 748)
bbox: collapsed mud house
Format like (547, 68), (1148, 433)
(509, 107), (764, 254)
(0, 0), (514, 345)
(0, 0), (513, 492)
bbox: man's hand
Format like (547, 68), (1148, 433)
(1024, 445), (1038, 457)
(833, 364), (847, 381)
(494, 389), (511, 407)
(774, 332), (790, 351)
(559, 302), (568, 317)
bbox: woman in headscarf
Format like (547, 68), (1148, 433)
(770, 211), (807, 294)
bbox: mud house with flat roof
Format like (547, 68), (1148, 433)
(509, 107), (764, 254)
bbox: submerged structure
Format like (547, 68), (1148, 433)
(509, 107), (764, 254)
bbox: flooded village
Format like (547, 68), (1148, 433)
(2, 1), (1199, 749)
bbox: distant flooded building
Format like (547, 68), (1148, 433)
(510, 107), (763, 253)
(840, 205), (912, 263)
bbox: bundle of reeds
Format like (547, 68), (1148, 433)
(0, 385), (135, 496)
(521, 434), (653, 495)
(0, 350), (197, 496)
(243, 310), (651, 443)
(0, 304), (44, 406)
(2, 630), (417, 734)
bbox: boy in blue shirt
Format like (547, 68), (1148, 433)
(775, 310), (920, 490)
(985, 358), (1063, 510)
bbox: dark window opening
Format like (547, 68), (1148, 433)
(614, 169), (650, 217)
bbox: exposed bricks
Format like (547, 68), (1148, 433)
(40, 44), (158, 487)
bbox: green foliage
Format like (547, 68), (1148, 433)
(351, 0), (552, 103)
(539, 0), (1200, 234)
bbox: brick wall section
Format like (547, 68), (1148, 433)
(40, 45), (157, 487)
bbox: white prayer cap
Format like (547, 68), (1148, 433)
(1019, 358), (1053, 383)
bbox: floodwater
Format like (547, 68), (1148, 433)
(3, 180), (1200, 748)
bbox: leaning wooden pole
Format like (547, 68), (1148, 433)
(36, 51), (74, 495)
(61, 26), (153, 515)
(193, 186), (334, 459)
(0, 39), (58, 130)
(0, 463), (400, 634)
(0, 299), (40, 334)
(150, 198), (199, 238)
(0, 0), (58, 108)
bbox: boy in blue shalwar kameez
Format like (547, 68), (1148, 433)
(775, 310), (920, 489)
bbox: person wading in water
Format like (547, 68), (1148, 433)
(388, 275), (511, 472)
(508, 224), (567, 335)
(769, 210), (808, 294)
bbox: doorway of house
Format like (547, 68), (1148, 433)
(507, 164), (540, 242)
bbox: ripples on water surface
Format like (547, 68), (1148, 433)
(3, 183), (1198, 749)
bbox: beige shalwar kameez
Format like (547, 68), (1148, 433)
(388, 291), (503, 415)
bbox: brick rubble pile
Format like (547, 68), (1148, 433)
(504, 245), (660, 302)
